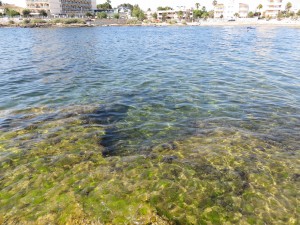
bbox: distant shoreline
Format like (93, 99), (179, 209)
(1, 19), (300, 28)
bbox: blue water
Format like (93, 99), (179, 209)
(0, 26), (300, 153)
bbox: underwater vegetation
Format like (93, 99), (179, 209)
(0, 105), (299, 224)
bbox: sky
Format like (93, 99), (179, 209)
(4, 0), (300, 12)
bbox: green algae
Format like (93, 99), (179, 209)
(0, 108), (299, 224)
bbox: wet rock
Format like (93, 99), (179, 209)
(102, 148), (112, 157)
(161, 143), (173, 150)
(79, 151), (95, 160)
(1, 159), (15, 169)
(162, 155), (178, 163)
(291, 173), (300, 182)
(242, 182), (250, 190)
(147, 153), (158, 160)
(161, 141), (178, 151)
(249, 154), (258, 162)
(235, 169), (249, 182)
(255, 146), (265, 152)
(81, 187), (94, 196)
(121, 155), (142, 163)
(139, 145), (152, 152)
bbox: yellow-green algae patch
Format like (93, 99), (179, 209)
(0, 111), (299, 224)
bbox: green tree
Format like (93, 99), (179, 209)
(113, 13), (120, 19)
(157, 6), (173, 11)
(22, 9), (31, 17)
(6, 9), (20, 17)
(152, 12), (157, 19)
(97, 12), (107, 18)
(257, 4), (263, 11)
(85, 12), (93, 17)
(177, 10), (183, 20)
(277, 10), (284, 19)
(248, 11), (254, 18)
(132, 4), (145, 21)
(195, 3), (200, 9)
(201, 7), (209, 19)
(0, 1), (2, 6)
(257, 4), (263, 17)
(193, 10), (202, 19)
(208, 10), (214, 18)
(212, 0), (217, 7)
(297, 10), (300, 16)
(39, 9), (47, 17)
(288, 11), (295, 17)
(234, 12), (239, 18)
(97, 0), (112, 9)
(118, 3), (133, 11)
(286, 2), (292, 12)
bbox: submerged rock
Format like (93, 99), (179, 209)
(0, 106), (299, 224)
(162, 155), (178, 163)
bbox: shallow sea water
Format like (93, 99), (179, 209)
(0, 26), (299, 224)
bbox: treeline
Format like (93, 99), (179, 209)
(96, 1), (145, 21)
(0, 8), (48, 17)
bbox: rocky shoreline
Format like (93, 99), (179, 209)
(1, 18), (300, 28)
(0, 23), (92, 28)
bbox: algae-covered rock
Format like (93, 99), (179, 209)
(0, 106), (299, 224)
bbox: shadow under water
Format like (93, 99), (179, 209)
(84, 103), (133, 157)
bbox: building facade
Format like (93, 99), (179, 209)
(157, 8), (193, 22)
(264, 0), (283, 18)
(26, 0), (96, 15)
(214, 1), (248, 19)
(224, 0), (236, 19)
(238, 3), (249, 18)
(214, 4), (225, 18)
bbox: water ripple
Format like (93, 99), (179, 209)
(0, 26), (300, 153)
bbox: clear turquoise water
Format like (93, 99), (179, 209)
(0, 26), (299, 224)
(1, 26), (300, 153)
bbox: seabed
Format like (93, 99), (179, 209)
(0, 105), (299, 224)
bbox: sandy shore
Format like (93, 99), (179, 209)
(192, 20), (300, 27)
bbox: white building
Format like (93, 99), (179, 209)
(118, 6), (131, 19)
(214, 1), (249, 19)
(264, 0), (283, 18)
(214, 4), (225, 18)
(238, 3), (249, 18)
(224, 0), (236, 19)
(26, 0), (96, 15)
(157, 7), (193, 22)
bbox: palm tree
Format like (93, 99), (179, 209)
(286, 2), (292, 13)
(212, 0), (217, 7)
(22, 9), (31, 17)
(257, 4), (263, 18)
(152, 12), (157, 20)
(39, 10), (47, 17)
(195, 3), (200, 9)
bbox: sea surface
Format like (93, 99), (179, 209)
(0, 26), (299, 224)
